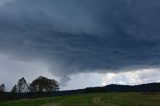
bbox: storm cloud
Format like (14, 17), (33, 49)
(0, 0), (160, 82)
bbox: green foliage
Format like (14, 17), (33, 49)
(30, 76), (59, 92)
(0, 92), (160, 106)
(10, 76), (59, 93)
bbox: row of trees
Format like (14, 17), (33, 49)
(0, 76), (59, 93)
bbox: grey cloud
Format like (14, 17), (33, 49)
(0, 54), (55, 90)
(0, 0), (160, 82)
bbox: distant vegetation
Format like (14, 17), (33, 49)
(0, 92), (160, 106)
(0, 76), (59, 93)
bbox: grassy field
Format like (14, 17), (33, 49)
(0, 92), (160, 106)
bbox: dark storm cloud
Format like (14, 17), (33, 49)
(0, 0), (160, 79)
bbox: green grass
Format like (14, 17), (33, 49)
(0, 92), (160, 106)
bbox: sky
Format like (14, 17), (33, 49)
(0, 0), (160, 91)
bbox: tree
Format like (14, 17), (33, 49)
(30, 76), (59, 92)
(0, 84), (5, 92)
(13, 78), (29, 93)
(11, 85), (18, 93)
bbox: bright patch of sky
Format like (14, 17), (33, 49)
(62, 69), (160, 90)
(102, 69), (160, 86)
(0, 54), (160, 91)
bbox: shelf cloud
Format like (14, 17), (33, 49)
(0, 0), (160, 83)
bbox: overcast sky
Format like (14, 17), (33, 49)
(0, 0), (160, 91)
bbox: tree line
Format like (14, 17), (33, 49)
(0, 76), (59, 93)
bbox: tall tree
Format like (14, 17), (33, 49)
(30, 76), (59, 92)
(11, 85), (18, 93)
(14, 78), (29, 93)
(0, 84), (5, 92)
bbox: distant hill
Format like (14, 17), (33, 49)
(84, 83), (160, 93)
(0, 83), (160, 101)
(52, 82), (160, 96)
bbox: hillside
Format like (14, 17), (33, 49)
(0, 92), (160, 106)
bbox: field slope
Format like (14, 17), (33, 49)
(0, 93), (160, 106)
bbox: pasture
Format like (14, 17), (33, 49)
(0, 92), (160, 106)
